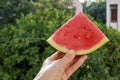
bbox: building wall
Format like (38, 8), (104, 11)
(73, 0), (83, 14)
(106, 0), (120, 31)
(118, 2), (120, 31)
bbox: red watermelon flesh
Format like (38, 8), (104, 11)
(47, 12), (109, 55)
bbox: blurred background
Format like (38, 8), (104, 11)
(0, 0), (120, 80)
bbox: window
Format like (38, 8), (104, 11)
(110, 4), (117, 22)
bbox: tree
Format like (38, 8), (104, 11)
(0, 0), (74, 80)
(0, 0), (37, 25)
(0, 0), (120, 80)
(83, 1), (106, 24)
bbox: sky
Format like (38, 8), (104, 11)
(79, 0), (96, 3)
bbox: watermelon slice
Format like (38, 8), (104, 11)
(47, 12), (109, 55)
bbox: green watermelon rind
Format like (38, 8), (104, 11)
(47, 37), (109, 55)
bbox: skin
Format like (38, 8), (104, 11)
(33, 50), (87, 80)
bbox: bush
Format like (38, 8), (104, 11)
(0, 1), (120, 80)
(0, 0), (37, 25)
(69, 15), (120, 80)
(88, 14), (120, 79)
(83, 1), (106, 24)
(0, 1), (74, 79)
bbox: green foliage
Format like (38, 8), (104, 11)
(69, 15), (120, 80)
(0, 0), (120, 80)
(83, 1), (106, 24)
(104, 28), (120, 78)
(0, 1), (74, 80)
(0, 0), (37, 25)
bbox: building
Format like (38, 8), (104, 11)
(73, 0), (83, 13)
(106, 0), (120, 31)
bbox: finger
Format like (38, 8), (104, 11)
(48, 51), (65, 61)
(64, 56), (80, 69)
(65, 55), (87, 77)
(60, 50), (76, 67)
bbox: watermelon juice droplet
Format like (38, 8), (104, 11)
(64, 27), (68, 30)
(86, 34), (90, 39)
(78, 37), (81, 40)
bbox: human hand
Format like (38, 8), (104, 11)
(33, 50), (87, 80)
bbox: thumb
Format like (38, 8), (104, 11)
(60, 50), (76, 67)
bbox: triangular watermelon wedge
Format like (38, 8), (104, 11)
(47, 12), (109, 55)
